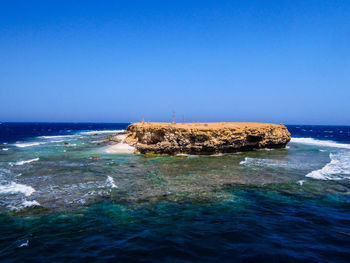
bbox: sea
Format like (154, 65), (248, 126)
(0, 123), (349, 262)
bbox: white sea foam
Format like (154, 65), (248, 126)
(176, 154), (199, 158)
(240, 157), (249, 165)
(239, 157), (300, 169)
(240, 157), (282, 167)
(7, 199), (40, 211)
(80, 130), (125, 135)
(91, 140), (104, 144)
(2, 148), (9, 151)
(297, 180), (305, 186)
(50, 140), (64, 143)
(0, 182), (35, 196)
(18, 240), (29, 248)
(22, 200), (40, 207)
(106, 176), (118, 188)
(39, 135), (76, 139)
(306, 152), (350, 180)
(291, 138), (350, 150)
(14, 142), (45, 148)
(10, 158), (39, 166)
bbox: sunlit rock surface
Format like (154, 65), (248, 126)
(123, 122), (291, 154)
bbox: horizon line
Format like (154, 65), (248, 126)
(1, 121), (350, 126)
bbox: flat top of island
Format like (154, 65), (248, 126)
(129, 122), (285, 130)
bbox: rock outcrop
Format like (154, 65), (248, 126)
(124, 122), (291, 154)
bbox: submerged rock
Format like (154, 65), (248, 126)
(124, 122), (291, 154)
(91, 154), (100, 160)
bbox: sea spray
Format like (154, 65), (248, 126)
(14, 142), (45, 148)
(9, 158), (39, 166)
(291, 137), (350, 150)
(106, 176), (118, 188)
(0, 182), (35, 196)
(306, 152), (350, 180)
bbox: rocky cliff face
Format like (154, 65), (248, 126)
(124, 122), (291, 155)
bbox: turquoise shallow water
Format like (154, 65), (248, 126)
(0, 123), (349, 262)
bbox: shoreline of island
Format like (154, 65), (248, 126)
(104, 122), (291, 155)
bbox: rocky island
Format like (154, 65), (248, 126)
(107, 122), (291, 154)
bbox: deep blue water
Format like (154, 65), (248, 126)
(287, 125), (350, 143)
(1, 122), (350, 144)
(0, 123), (349, 263)
(0, 123), (129, 143)
(1, 197), (349, 263)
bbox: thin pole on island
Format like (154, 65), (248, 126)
(172, 109), (175, 123)
(182, 114), (184, 124)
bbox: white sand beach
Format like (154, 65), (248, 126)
(101, 134), (135, 154)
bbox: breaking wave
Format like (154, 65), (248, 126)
(39, 135), (76, 139)
(14, 142), (45, 148)
(7, 200), (40, 211)
(240, 157), (292, 168)
(306, 152), (350, 180)
(22, 200), (40, 207)
(239, 156), (309, 170)
(18, 240), (29, 248)
(80, 130), (125, 135)
(0, 182), (35, 196)
(291, 138), (350, 150)
(106, 176), (118, 188)
(10, 158), (39, 166)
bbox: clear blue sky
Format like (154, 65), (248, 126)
(0, 0), (349, 124)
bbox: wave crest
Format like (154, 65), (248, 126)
(306, 152), (350, 180)
(240, 157), (291, 168)
(106, 176), (118, 188)
(14, 142), (45, 148)
(10, 158), (39, 166)
(39, 135), (76, 139)
(291, 138), (350, 149)
(0, 182), (35, 196)
(22, 200), (40, 207)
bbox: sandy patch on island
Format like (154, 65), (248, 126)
(101, 134), (135, 154)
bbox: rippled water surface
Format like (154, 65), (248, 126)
(0, 123), (349, 262)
